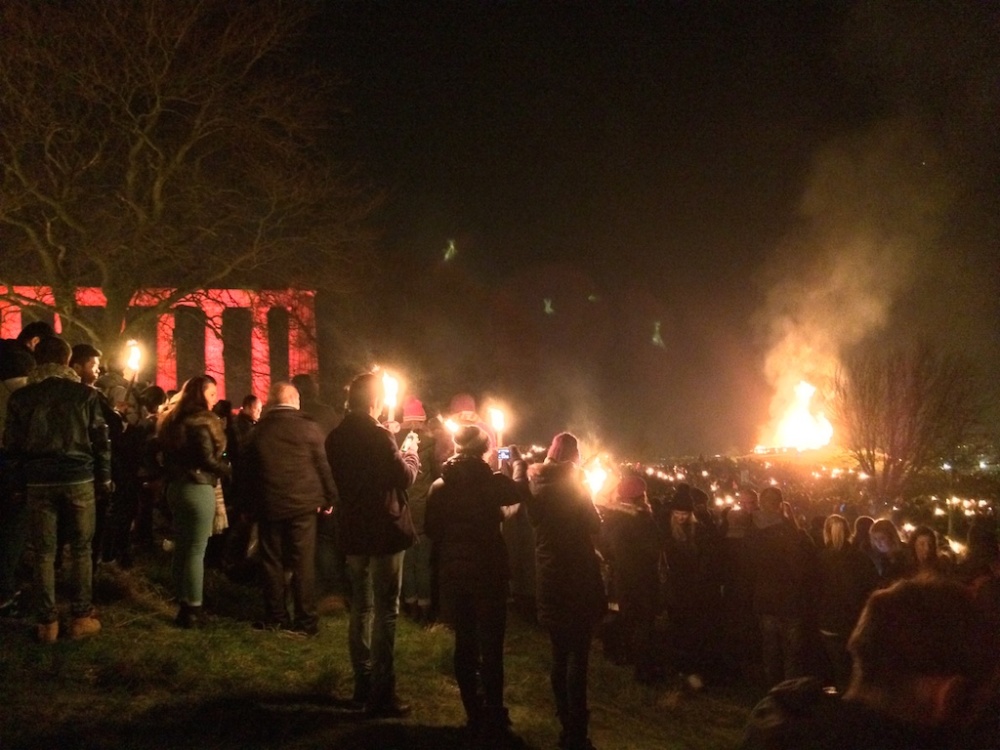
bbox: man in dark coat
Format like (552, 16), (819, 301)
(325, 372), (419, 717)
(243, 382), (337, 636)
(3, 335), (111, 643)
(425, 425), (526, 742)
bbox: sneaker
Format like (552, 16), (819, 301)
(37, 621), (59, 644)
(251, 620), (286, 632)
(280, 623), (319, 639)
(69, 615), (102, 640)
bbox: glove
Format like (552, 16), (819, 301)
(212, 485), (229, 535)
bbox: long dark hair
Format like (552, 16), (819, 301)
(156, 375), (217, 446)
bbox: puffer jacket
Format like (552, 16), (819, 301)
(425, 453), (524, 596)
(527, 460), (607, 630)
(160, 409), (230, 486)
(2, 363), (111, 487)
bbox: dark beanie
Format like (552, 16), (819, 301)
(672, 483), (694, 513)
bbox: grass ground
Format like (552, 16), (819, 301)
(0, 552), (750, 750)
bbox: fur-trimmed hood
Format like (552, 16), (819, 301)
(27, 363), (80, 385)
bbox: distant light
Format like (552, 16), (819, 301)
(543, 298), (554, 315)
(934, 507), (946, 516)
(942, 462), (952, 471)
(651, 321), (665, 348)
(980, 460), (988, 470)
(443, 239), (457, 262)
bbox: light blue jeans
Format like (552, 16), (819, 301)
(28, 481), (96, 623)
(347, 552), (404, 702)
(168, 481), (215, 606)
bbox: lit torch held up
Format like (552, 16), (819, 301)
(382, 372), (399, 423)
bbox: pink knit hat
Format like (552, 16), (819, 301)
(402, 396), (426, 423)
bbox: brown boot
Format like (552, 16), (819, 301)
(37, 621), (59, 644)
(69, 615), (102, 640)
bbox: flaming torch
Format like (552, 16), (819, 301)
(584, 458), (608, 500)
(489, 407), (506, 449)
(382, 372), (399, 423)
(122, 339), (142, 407)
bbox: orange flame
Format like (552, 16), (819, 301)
(768, 380), (833, 451)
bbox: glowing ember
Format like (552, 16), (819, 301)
(765, 380), (833, 451)
(585, 460), (608, 497)
(444, 418), (460, 435)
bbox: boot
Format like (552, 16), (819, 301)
(37, 621), (59, 644)
(175, 603), (203, 629)
(478, 706), (523, 748)
(69, 614), (102, 640)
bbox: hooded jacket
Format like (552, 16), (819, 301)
(425, 453), (524, 596)
(3, 363), (111, 487)
(527, 460), (607, 629)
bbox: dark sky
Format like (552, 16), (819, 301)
(308, 1), (1000, 458)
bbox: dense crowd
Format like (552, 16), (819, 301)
(1, 322), (999, 750)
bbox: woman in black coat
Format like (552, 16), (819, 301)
(424, 425), (525, 744)
(527, 432), (606, 750)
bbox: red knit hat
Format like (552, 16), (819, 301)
(402, 396), (426, 423)
(449, 392), (477, 417)
(546, 432), (580, 463)
(617, 475), (647, 501)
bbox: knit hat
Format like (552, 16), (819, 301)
(617, 475), (647, 502)
(454, 425), (489, 456)
(402, 396), (426, 423)
(671, 483), (694, 513)
(545, 432), (580, 463)
(449, 392), (477, 418)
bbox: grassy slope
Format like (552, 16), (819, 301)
(0, 557), (748, 750)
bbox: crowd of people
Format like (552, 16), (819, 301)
(1, 322), (999, 749)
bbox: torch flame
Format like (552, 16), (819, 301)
(584, 460), (608, 498)
(444, 418), (460, 435)
(382, 373), (399, 410)
(125, 340), (141, 375)
(770, 380), (833, 451)
(488, 407), (505, 433)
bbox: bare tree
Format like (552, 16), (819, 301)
(0, 0), (375, 348)
(832, 342), (985, 502)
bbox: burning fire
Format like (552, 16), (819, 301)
(757, 380), (833, 452)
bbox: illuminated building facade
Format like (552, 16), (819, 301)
(0, 286), (318, 401)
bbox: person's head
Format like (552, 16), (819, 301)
(347, 372), (382, 415)
(671, 483), (694, 524)
(268, 381), (300, 409)
(454, 425), (489, 458)
(846, 576), (1000, 728)
(853, 515), (876, 548)
(823, 514), (851, 551)
(241, 394), (262, 421)
(69, 343), (102, 386)
(140, 385), (167, 414)
(401, 395), (427, 431)
(17, 321), (55, 352)
(870, 518), (901, 556)
(616, 474), (648, 507)
(176, 374), (218, 414)
(33, 335), (71, 366)
(212, 399), (232, 420)
(290, 373), (319, 403)
(909, 526), (939, 566)
(545, 432), (580, 464)
(739, 487), (759, 512)
(759, 486), (783, 512)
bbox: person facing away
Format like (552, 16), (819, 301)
(324, 371), (419, 717)
(424, 424), (527, 745)
(155, 375), (230, 629)
(741, 576), (1000, 749)
(527, 431), (606, 750)
(242, 382), (337, 636)
(3, 334), (111, 643)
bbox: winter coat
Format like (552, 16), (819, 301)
(399, 433), (439, 535)
(600, 501), (660, 619)
(527, 460), (607, 630)
(160, 409), (230, 486)
(325, 410), (419, 556)
(745, 513), (817, 620)
(816, 546), (879, 635)
(2, 363), (111, 487)
(425, 454), (524, 597)
(242, 407), (338, 522)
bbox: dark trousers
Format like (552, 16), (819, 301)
(258, 512), (318, 630)
(548, 622), (594, 741)
(759, 614), (806, 690)
(442, 583), (508, 720)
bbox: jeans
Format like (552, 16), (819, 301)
(316, 511), (349, 599)
(347, 552), (404, 703)
(168, 481), (215, 606)
(259, 512), (318, 629)
(549, 622), (594, 740)
(759, 614), (806, 690)
(402, 534), (433, 607)
(442, 583), (508, 719)
(28, 481), (96, 623)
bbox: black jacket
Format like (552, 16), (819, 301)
(425, 454), (524, 597)
(3, 364), (111, 487)
(159, 410), (230, 486)
(527, 460), (607, 630)
(243, 407), (338, 522)
(325, 410), (419, 555)
(746, 513), (817, 619)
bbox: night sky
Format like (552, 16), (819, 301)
(307, 1), (1000, 458)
